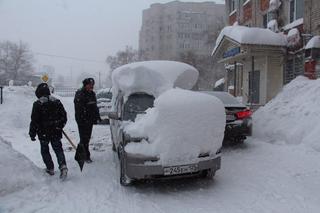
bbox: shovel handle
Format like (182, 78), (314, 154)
(62, 130), (77, 150)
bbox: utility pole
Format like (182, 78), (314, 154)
(234, 61), (237, 97)
(0, 86), (3, 104)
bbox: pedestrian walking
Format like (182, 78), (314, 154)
(29, 83), (68, 180)
(74, 78), (101, 165)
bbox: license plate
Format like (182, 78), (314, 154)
(226, 114), (235, 121)
(164, 164), (198, 176)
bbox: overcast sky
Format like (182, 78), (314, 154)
(0, 0), (224, 82)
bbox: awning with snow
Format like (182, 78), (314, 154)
(211, 25), (287, 62)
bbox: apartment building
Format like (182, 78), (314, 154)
(139, 1), (225, 60)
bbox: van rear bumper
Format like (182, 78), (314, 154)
(125, 154), (221, 180)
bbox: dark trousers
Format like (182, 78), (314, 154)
(40, 139), (66, 170)
(77, 123), (93, 160)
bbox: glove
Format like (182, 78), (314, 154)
(31, 137), (36, 141)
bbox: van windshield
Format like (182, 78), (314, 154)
(123, 93), (155, 121)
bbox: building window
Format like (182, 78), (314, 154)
(263, 14), (268, 28)
(229, 0), (236, 12)
(289, 0), (304, 23)
(263, 13), (272, 28)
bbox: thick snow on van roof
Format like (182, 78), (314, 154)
(112, 61), (199, 98)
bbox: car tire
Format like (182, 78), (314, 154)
(118, 145), (132, 186)
(201, 169), (215, 179)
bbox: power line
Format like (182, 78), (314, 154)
(34, 52), (106, 64)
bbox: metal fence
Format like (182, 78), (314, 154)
(54, 87), (78, 97)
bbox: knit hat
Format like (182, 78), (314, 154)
(35, 83), (50, 98)
(82, 78), (95, 86)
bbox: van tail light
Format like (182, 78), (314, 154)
(236, 109), (252, 119)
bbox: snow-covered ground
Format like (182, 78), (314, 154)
(0, 81), (320, 213)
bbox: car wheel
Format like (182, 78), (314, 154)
(201, 169), (215, 179)
(118, 145), (132, 186)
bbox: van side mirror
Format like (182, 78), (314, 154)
(108, 111), (120, 120)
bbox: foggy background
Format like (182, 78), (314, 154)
(0, 0), (224, 87)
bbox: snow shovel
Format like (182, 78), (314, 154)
(62, 130), (77, 150)
(62, 130), (87, 172)
(74, 143), (87, 172)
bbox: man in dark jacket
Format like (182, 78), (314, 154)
(74, 78), (101, 163)
(29, 83), (68, 179)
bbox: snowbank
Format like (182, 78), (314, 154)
(305, 35), (320, 49)
(212, 25), (287, 55)
(254, 76), (320, 151)
(111, 61), (199, 99)
(0, 137), (42, 196)
(124, 89), (225, 165)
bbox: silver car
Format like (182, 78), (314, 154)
(108, 91), (221, 186)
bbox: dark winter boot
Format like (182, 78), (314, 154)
(60, 165), (68, 181)
(46, 168), (55, 176)
(86, 158), (93, 164)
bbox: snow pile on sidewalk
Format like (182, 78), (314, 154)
(124, 89), (225, 165)
(0, 137), (42, 196)
(112, 61), (199, 99)
(254, 76), (320, 151)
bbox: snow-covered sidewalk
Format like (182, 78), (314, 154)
(1, 136), (319, 213)
(0, 83), (320, 213)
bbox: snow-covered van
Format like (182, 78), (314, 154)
(108, 61), (225, 185)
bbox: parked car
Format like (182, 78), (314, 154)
(109, 91), (222, 185)
(201, 91), (252, 145)
(96, 88), (112, 124)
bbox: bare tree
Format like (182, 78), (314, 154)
(179, 51), (215, 90)
(0, 40), (34, 84)
(106, 46), (141, 72)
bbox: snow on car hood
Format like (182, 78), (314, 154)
(124, 88), (226, 166)
(111, 61), (199, 99)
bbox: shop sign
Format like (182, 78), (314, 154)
(223, 47), (240, 59)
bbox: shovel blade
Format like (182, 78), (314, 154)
(77, 160), (84, 171)
(75, 144), (87, 172)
